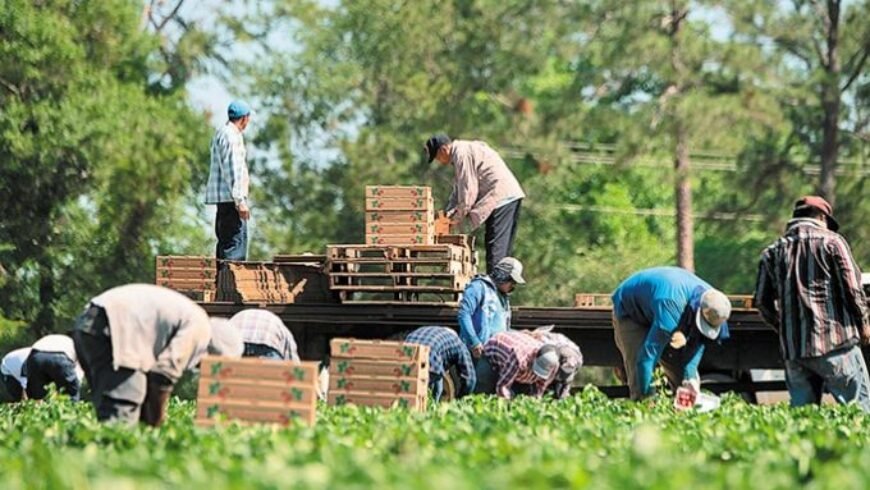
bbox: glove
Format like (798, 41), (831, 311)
(669, 331), (687, 349)
(683, 378), (700, 393)
(141, 373), (174, 427)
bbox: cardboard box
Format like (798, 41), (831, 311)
(365, 222), (435, 235)
(329, 374), (428, 395)
(364, 234), (432, 246)
(365, 210), (433, 224)
(198, 378), (318, 404)
(201, 357), (319, 384)
(366, 185), (431, 199)
(364, 197), (434, 211)
(330, 338), (429, 361)
(155, 255), (217, 269)
(196, 398), (316, 426)
(331, 358), (428, 377)
(327, 391), (426, 411)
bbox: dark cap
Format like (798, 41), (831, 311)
(794, 195), (839, 231)
(424, 134), (451, 162)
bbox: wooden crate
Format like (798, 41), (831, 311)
(328, 258), (469, 275)
(329, 273), (466, 291)
(574, 293), (613, 309)
(156, 255), (217, 269)
(329, 374), (428, 395)
(157, 278), (216, 291)
(365, 196), (434, 211)
(365, 210), (433, 224)
(156, 268), (217, 280)
(335, 290), (463, 305)
(331, 358), (428, 378)
(364, 234), (433, 246)
(366, 222), (435, 235)
(196, 357), (319, 427)
(328, 391), (426, 411)
(330, 338), (429, 361)
(365, 185), (431, 199)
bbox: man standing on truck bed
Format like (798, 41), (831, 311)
(424, 134), (525, 273)
(205, 100), (252, 261)
(754, 196), (870, 412)
(612, 266), (732, 400)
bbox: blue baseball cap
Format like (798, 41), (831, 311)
(227, 100), (251, 120)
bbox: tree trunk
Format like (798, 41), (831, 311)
(35, 260), (55, 337)
(818, 1), (840, 205)
(674, 120), (694, 271)
(668, 0), (693, 271)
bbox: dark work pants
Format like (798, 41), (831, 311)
(1, 374), (23, 402)
(484, 199), (522, 274)
(216, 202), (247, 261)
(24, 351), (81, 401)
(243, 343), (283, 360)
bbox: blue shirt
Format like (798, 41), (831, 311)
(457, 276), (511, 349)
(612, 267), (724, 396)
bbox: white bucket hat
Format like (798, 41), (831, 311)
(696, 289), (731, 340)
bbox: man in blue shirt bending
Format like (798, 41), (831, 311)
(457, 257), (525, 393)
(611, 266), (732, 400)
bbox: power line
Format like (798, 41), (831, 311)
(547, 204), (766, 222)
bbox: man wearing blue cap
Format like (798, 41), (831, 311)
(205, 101), (252, 260)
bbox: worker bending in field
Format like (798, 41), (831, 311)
(523, 326), (583, 399)
(457, 257), (524, 393)
(483, 331), (559, 399)
(754, 196), (870, 411)
(612, 266), (732, 400)
(73, 284), (243, 427)
(23, 334), (84, 401)
(1, 347), (31, 402)
(404, 326), (476, 402)
(425, 134), (525, 273)
(229, 309), (299, 361)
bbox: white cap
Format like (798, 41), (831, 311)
(696, 289), (731, 340)
(532, 345), (559, 379)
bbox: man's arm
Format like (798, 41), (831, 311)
(151, 320), (210, 383)
(683, 343), (705, 383)
(450, 147), (478, 224)
(753, 254), (780, 331)
(229, 133), (248, 208)
(455, 341), (477, 396)
(635, 326), (672, 398)
(828, 237), (870, 326)
(458, 282), (484, 353)
(495, 357), (518, 399)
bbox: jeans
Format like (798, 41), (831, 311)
(484, 199), (522, 273)
(473, 357), (497, 394)
(243, 343), (283, 360)
(73, 305), (151, 425)
(216, 202), (247, 260)
(785, 344), (870, 412)
(430, 374), (444, 402)
(23, 351), (81, 401)
(1, 374), (23, 402)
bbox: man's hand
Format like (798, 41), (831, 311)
(471, 344), (484, 359)
(238, 202), (251, 220)
(860, 324), (870, 346)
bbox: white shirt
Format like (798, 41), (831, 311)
(31, 334), (78, 361)
(0, 347), (31, 387)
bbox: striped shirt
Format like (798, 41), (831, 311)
(754, 218), (869, 360)
(229, 309), (299, 361)
(204, 122), (249, 206)
(405, 326), (476, 396)
(484, 331), (555, 399)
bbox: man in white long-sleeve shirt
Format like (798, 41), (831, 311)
(1, 347), (31, 402)
(204, 100), (252, 260)
(72, 284), (242, 426)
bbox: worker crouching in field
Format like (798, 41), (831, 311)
(1, 347), (30, 402)
(458, 257), (525, 393)
(523, 326), (583, 399)
(754, 196), (870, 411)
(72, 284), (243, 426)
(483, 331), (559, 399)
(612, 267), (732, 400)
(404, 326), (476, 402)
(229, 309), (299, 361)
(23, 334), (85, 401)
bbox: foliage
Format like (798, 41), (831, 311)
(3, 391), (870, 488)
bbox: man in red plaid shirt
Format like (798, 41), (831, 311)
(483, 331), (559, 399)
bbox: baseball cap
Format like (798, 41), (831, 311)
(493, 257), (526, 284)
(533, 345), (560, 379)
(208, 317), (244, 357)
(227, 100), (251, 120)
(696, 289), (731, 340)
(794, 195), (839, 231)
(424, 134), (451, 162)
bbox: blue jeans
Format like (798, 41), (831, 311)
(243, 343), (283, 360)
(785, 344), (870, 412)
(216, 202), (247, 260)
(23, 351), (81, 401)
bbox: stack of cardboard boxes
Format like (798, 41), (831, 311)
(364, 186), (435, 246)
(195, 356), (320, 426)
(327, 338), (430, 411)
(154, 255), (216, 301)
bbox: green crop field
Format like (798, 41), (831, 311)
(2, 389), (870, 489)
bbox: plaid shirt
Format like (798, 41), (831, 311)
(484, 331), (555, 399)
(204, 122), (249, 206)
(755, 218), (869, 360)
(229, 309), (298, 361)
(405, 326), (476, 396)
